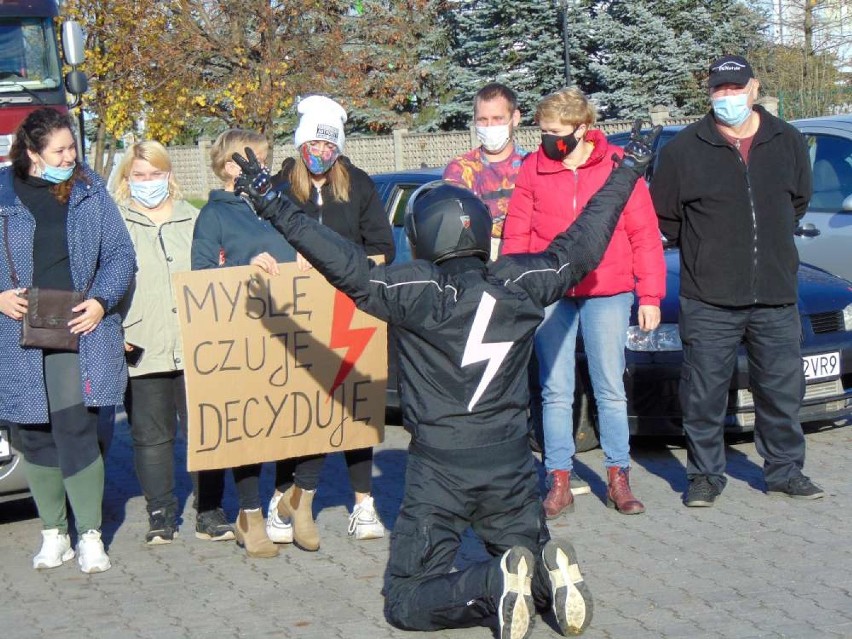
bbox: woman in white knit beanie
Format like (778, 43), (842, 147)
(268, 95), (396, 552)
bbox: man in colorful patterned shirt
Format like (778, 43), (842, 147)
(443, 83), (527, 259)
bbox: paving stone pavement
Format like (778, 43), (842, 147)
(1, 417), (851, 639)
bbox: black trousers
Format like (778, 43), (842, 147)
(275, 447), (373, 494)
(384, 436), (552, 631)
(125, 372), (261, 515)
(679, 297), (807, 490)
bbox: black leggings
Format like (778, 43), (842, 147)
(275, 447), (373, 493)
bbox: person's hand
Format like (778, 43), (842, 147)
(0, 288), (27, 320)
(637, 305), (661, 332)
(68, 298), (105, 335)
(232, 147), (278, 216)
(619, 120), (663, 171)
(296, 252), (314, 272)
(250, 251), (281, 275)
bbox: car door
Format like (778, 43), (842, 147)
(794, 124), (852, 281)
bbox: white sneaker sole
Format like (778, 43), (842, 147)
(146, 532), (177, 546)
(498, 547), (534, 639)
(79, 560), (111, 574)
(78, 555), (112, 574)
(543, 540), (593, 636)
(352, 523), (385, 540)
(195, 530), (236, 541)
(33, 546), (75, 570)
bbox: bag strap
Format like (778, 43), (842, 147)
(3, 216), (94, 296)
(3, 216), (19, 289)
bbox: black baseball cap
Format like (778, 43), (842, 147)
(708, 55), (754, 89)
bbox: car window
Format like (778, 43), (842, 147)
(605, 128), (679, 182)
(803, 133), (852, 211)
(389, 185), (420, 227)
(386, 184), (423, 264)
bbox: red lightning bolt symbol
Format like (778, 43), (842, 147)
(328, 289), (376, 398)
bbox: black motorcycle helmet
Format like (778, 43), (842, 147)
(403, 181), (492, 264)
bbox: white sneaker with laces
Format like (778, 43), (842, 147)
(348, 496), (385, 540)
(266, 491), (294, 544)
(77, 529), (111, 574)
(33, 529), (75, 570)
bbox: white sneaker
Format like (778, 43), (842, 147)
(266, 491), (293, 544)
(347, 496), (385, 540)
(33, 529), (75, 570)
(77, 530), (111, 574)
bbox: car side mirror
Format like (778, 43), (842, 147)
(842, 194), (852, 212)
(62, 21), (86, 67)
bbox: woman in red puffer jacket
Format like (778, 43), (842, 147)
(502, 88), (665, 518)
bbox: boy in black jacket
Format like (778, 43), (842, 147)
(233, 123), (659, 639)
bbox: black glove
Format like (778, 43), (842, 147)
(232, 147), (278, 216)
(616, 120), (662, 172)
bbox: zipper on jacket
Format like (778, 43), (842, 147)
(568, 169), (579, 297)
(733, 149), (759, 303)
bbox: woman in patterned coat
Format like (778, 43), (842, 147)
(0, 108), (136, 574)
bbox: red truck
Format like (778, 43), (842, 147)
(0, 0), (86, 166)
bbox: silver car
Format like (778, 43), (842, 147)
(792, 114), (852, 281)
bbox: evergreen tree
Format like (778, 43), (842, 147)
(579, 0), (768, 119)
(434, 0), (569, 129)
(340, 1), (450, 133)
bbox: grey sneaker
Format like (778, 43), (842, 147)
(684, 476), (721, 507)
(768, 475), (825, 500)
(498, 546), (535, 639)
(195, 508), (236, 541)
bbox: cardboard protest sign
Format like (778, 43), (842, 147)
(172, 264), (386, 471)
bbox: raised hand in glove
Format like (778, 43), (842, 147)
(616, 120), (663, 172)
(232, 147), (277, 216)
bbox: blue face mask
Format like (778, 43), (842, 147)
(711, 93), (752, 127)
(129, 178), (170, 209)
(40, 162), (75, 184)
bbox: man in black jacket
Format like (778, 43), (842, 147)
(232, 123), (658, 639)
(650, 54), (824, 507)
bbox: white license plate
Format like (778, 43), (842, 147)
(802, 352), (840, 381)
(0, 429), (10, 459)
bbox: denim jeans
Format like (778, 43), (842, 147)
(535, 293), (633, 473)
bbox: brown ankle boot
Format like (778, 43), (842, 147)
(235, 509), (279, 558)
(543, 470), (574, 519)
(278, 485), (320, 551)
(606, 467), (645, 515)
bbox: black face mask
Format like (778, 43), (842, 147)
(541, 132), (579, 161)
